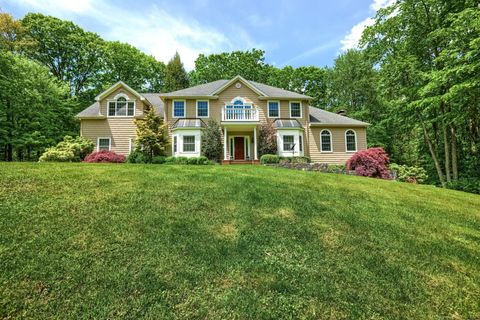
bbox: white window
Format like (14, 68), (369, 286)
(97, 137), (111, 151)
(283, 135), (295, 151)
(173, 136), (177, 153)
(320, 130), (332, 152)
(299, 134), (303, 152)
(289, 102), (302, 118)
(196, 100), (209, 117)
(183, 135), (195, 152)
(108, 95), (135, 117)
(268, 101), (279, 118)
(129, 138), (136, 152)
(173, 100), (185, 118)
(345, 129), (357, 152)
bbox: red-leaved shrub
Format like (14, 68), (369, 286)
(83, 150), (125, 163)
(346, 147), (390, 179)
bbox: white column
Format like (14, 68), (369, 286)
(254, 126), (258, 160)
(224, 126), (228, 160)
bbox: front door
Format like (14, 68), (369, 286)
(234, 137), (245, 160)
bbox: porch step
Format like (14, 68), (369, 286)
(222, 160), (260, 165)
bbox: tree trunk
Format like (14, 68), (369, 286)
(451, 126), (458, 180)
(421, 120), (446, 187)
(6, 143), (12, 162)
(442, 119), (451, 183)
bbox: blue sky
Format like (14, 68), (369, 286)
(1, 0), (393, 70)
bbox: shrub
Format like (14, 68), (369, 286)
(134, 107), (169, 160)
(390, 163), (428, 184)
(346, 147), (390, 179)
(84, 150), (125, 163)
(280, 156), (311, 164)
(261, 154), (280, 164)
(197, 156), (210, 165)
(186, 157), (198, 165)
(258, 122), (278, 156)
(152, 156), (166, 164)
(39, 136), (94, 162)
(175, 157), (188, 164)
(126, 150), (148, 163)
(446, 178), (480, 194)
(201, 120), (222, 162)
(38, 148), (75, 162)
(164, 156), (176, 164)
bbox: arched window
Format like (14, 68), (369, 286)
(320, 130), (332, 152)
(345, 129), (357, 152)
(108, 94), (135, 117)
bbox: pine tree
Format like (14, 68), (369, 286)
(163, 51), (189, 92)
(134, 107), (169, 160)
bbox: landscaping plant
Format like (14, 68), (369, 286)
(201, 120), (222, 162)
(39, 136), (94, 162)
(258, 121), (277, 156)
(83, 150), (125, 163)
(346, 147), (390, 179)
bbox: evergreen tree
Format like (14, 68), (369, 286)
(134, 107), (169, 160)
(163, 52), (189, 92)
(258, 121), (278, 156)
(201, 120), (222, 163)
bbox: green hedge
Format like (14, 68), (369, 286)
(260, 154), (280, 164)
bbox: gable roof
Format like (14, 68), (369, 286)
(160, 75), (312, 100)
(309, 106), (369, 127)
(95, 81), (146, 101)
(76, 93), (164, 119)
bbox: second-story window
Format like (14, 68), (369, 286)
(197, 101), (209, 117)
(290, 102), (301, 118)
(268, 101), (279, 118)
(173, 100), (185, 117)
(108, 96), (135, 117)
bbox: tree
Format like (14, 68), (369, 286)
(0, 51), (75, 161)
(360, 0), (479, 186)
(101, 41), (166, 92)
(21, 13), (105, 96)
(258, 121), (277, 156)
(201, 120), (222, 162)
(134, 107), (169, 160)
(163, 52), (189, 92)
(0, 13), (35, 52)
(189, 49), (271, 85)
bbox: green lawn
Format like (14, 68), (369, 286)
(0, 163), (479, 319)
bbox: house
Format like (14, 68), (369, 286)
(76, 75), (369, 164)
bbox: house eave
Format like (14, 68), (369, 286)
(309, 123), (370, 127)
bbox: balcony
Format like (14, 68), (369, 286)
(222, 107), (259, 122)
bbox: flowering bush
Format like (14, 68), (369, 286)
(346, 147), (390, 179)
(390, 163), (428, 184)
(84, 150), (125, 163)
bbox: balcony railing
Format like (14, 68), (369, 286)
(222, 107), (259, 121)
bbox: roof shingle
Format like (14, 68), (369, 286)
(309, 107), (369, 126)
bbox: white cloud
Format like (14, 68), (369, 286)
(9, 0), (258, 70)
(340, 0), (395, 51)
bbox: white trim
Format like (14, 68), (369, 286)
(172, 129), (202, 157)
(95, 81), (145, 101)
(289, 101), (302, 119)
(229, 135), (251, 160)
(196, 100), (209, 118)
(97, 137), (111, 151)
(320, 129), (333, 153)
(276, 130), (304, 157)
(211, 75), (267, 97)
(106, 97), (136, 118)
(182, 135), (196, 153)
(345, 129), (358, 153)
(172, 99), (186, 118)
(224, 127), (227, 160)
(267, 100), (280, 118)
(113, 93), (129, 100)
(253, 127), (258, 160)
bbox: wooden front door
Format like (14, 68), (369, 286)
(234, 137), (245, 160)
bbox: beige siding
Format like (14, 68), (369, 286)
(80, 86), (148, 155)
(308, 127), (367, 164)
(164, 80), (310, 158)
(81, 119), (136, 155)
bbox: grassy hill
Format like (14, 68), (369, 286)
(1, 163), (479, 319)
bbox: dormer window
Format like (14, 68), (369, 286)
(226, 97), (252, 109)
(108, 94), (135, 117)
